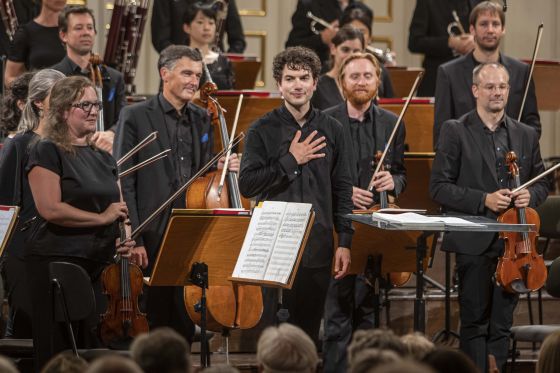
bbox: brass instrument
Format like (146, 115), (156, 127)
(306, 11), (395, 65)
(0, 0), (18, 42)
(104, 0), (150, 95)
(446, 10), (466, 37)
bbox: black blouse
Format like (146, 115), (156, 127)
(25, 140), (120, 262)
(200, 54), (235, 90)
(8, 21), (65, 70)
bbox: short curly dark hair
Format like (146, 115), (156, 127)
(0, 72), (35, 133)
(272, 47), (321, 83)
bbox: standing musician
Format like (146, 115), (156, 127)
(434, 1), (540, 150)
(285, 0), (355, 71)
(4, 0), (67, 86)
(26, 76), (135, 370)
(429, 62), (548, 373)
(182, 1), (234, 90)
(239, 46), (354, 346)
(322, 52), (406, 373)
(113, 45), (239, 344)
(51, 6), (126, 154)
(408, 0), (480, 97)
(0, 69), (65, 339)
(151, 0), (246, 54)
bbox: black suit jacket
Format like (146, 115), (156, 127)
(151, 0), (246, 53)
(408, 0), (481, 96)
(113, 96), (213, 270)
(429, 111), (548, 255)
(324, 102), (406, 199)
(434, 52), (541, 150)
(51, 56), (126, 132)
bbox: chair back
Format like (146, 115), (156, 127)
(49, 261), (96, 322)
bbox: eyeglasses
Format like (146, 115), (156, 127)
(72, 100), (103, 113)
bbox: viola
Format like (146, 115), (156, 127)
(496, 151), (546, 293)
(99, 220), (149, 347)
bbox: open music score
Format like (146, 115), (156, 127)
(0, 206), (19, 257)
(231, 201), (314, 288)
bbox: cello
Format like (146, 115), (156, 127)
(183, 60), (262, 333)
(496, 151), (546, 294)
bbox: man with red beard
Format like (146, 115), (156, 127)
(434, 1), (540, 150)
(322, 52), (406, 373)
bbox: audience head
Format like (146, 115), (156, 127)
(1, 71), (35, 135)
(373, 360), (435, 373)
(256, 323), (318, 373)
(338, 52), (381, 105)
(46, 75), (98, 151)
(329, 25), (365, 71)
(339, 2), (374, 43)
(130, 327), (191, 373)
(469, 1), (505, 52)
(536, 330), (560, 373)
(58, 6), (97, 55)
(85, 356), (143, 373)
(349, 348), (401, 373)
(158, 45), (203, 104)
(41, 351), (89, 373)
(18, 69), (65, 133)
(400, 332), (435, 361)
(423, 347), (479, 373)
(347, 329), (406, 365)
(0, 355), (19, 373)
(202, 365), (240, 373)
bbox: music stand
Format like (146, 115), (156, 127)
(349, 213), (536, 333)
(0, 206), (20, 257)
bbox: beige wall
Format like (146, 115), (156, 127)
(91, 0), (559, 157)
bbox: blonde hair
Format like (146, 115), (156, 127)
(44, 76), (96, 153)
(536, 330), (560, 373)
(400, 332), (435, 361)
(257, 324), (318, 373)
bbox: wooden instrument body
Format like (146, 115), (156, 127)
(99, 260), (149, 344)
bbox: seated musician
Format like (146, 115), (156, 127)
(51, 5), (126, 153)
(322, 52), (406, 373)
(151, 0), (246, 54)
(113, 45), (238, 344)
(429, 62), (548, 373)
(239, 46), (354, 346)
(26, 76), (134, 369)
(434, 1), (540, 150)
(4, 0), (67, 86)
(311, 25), (364, 111)
(339, 2), (395, 98)
(182, 1), (234, 90)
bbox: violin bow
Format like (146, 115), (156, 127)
(131, 132), (245, 240)
(511, 162), (560, 194)
(217, 93), (244, 201)
(518, 23), (544, 122)
(119, 149), (171, 178)
(116, 131), (158, 167)
(367, 72), (423, 192)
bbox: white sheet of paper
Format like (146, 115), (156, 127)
(0, 208), (17, 249)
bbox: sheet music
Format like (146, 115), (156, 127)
(232, 201), (286, 280)
(371, 212), (483, 227)
(436, 216), (484, 227)
(264, 203), (312, 284)
(0, 207), (17, 251)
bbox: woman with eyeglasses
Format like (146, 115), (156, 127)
(0, 69), (65, 340)
(25, 76), (134, 369)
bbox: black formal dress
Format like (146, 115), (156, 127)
(429, 110), (548, 372)
(151, 0), (246, 53)
(434, 52), (541, 149)
(408, 0), (481, 96)
(51, 56), (127, 132)
(114, 94), (214, 343)
(322, 102), (406, 373)
(199, 53), (235, 90)
(8, 20), (65, 70)
(239, 104), (354, 345)
(25, 140), (121, 370)
(0, 131), (38, 338)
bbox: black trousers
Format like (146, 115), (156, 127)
(456, 252), (518, 373)
(322, 274), (376, 373)
(2, 254), (32, 338)
(26, 256), (106, 372)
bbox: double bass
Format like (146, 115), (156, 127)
(183, 61), (262, 333)
(496, 151), (546, 293)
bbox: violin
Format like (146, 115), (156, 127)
(184, 61), (262, 332)
(369, 151), (412, 287)
(496, 151), (546, 293)
(99, 220), (149, 347)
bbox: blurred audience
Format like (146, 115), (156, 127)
(536, 330), (560, 373)
(41, 352), (88, 373)
(130, 327), (191, 373)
